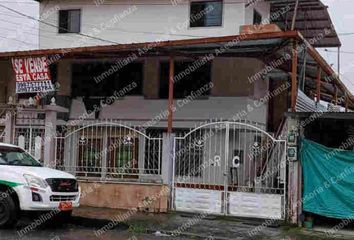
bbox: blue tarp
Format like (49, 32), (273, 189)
(301, 139), (354, 219)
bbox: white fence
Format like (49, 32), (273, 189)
(54, 121), (163, 183)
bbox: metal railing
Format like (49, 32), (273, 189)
(0, 130), (4, 142)
(54, 120), (163, 183)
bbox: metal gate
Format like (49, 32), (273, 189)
(13, 126), (45, 161)
(172, 121), (287, 219)
(10, 110), (46, 161)
(54, 121), (163, 182)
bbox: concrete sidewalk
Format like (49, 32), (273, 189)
(73, 206), (348, 240)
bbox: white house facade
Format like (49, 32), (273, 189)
(38, 0), (270, 48)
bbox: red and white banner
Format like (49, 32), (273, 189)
(12, 57), (55, 94)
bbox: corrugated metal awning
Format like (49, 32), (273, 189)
(267, 0), (341, 48)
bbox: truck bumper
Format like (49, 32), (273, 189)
(15, 185), (80, 211)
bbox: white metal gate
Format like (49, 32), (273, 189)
(13, 126), (45, 161)
(172, 121), (287, 219)
(54, 121), (163, 182)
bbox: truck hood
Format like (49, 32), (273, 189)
(1, 165), (76, 180)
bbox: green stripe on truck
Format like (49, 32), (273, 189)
(0, 180), (23, 188)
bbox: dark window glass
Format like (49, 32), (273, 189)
(190, 1), (223, 27)
(159, 61), (211, 99)
(49, 63), (57, 84)
(0, 147), (42, 167)
(59, 9), (81, 33)
(71, 62), (143, 97)
(253, 9), (262, 25)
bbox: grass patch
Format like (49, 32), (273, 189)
(128, 223), (147, 234)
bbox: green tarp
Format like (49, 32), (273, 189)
(301, 139), (354, 219)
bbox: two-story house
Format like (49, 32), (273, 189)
(0, 0), (353, 222)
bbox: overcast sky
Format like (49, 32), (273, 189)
(319, 0), (354, 93)
(0, 0), (352, 93)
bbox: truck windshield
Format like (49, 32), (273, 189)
(0, 147), (42, 167)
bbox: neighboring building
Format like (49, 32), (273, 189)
(0, 0), (353, 223)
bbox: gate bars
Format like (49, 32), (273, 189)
(54, 121), (163, 182)
(172, 121), (287, 217)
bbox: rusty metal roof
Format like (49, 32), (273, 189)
(0, 30), (351, 107)
(267, 0), (341, 48)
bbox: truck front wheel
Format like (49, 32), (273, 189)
(0, 190), (19, 228)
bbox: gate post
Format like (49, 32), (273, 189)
(43, 105), (68, 168)
(4, 110), (14, 144)
(161, 132), (175, 185)
(161, 132), (175, 210)
(287, 117), (301, 225)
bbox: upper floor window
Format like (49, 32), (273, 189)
(253, 9), (262, 25)
(59, 9), (81, 33)
(72, 62), (143, 97)
(190, 0), (223, 27)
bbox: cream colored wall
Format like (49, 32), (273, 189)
(57, 59), (72, 96)
(142, 57), (267, 98)
(211, 57), (266, 97)
(79, 181), (168, 212)
(143, 58), (160, 98)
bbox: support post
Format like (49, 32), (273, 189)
(345, 96), (349, 112)
(167, 56), (174, 134)
(287, 117), (301, 224)
(316, 67), (321, 103)
(338, 46), (341, 76)
(291, 41), (298, 111)
(334, 87), (338, 104)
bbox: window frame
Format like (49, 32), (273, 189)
(253, 9), (262, 25)
(189, 0), (223, 28)
(58, 9), (81, 34)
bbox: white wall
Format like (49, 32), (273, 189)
(39, 0), (269, 49)
(245, 1), (270, 25)
(69, 96), (268, 127)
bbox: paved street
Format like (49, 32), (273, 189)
(0, 213), (349, 240)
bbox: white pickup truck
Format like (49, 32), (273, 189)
(0, 143), (80, 227)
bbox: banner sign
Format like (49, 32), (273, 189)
(12, 57), (55, 94)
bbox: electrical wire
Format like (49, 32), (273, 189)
(0, 35), (38, 47)
(0, 1), (246, 5)
(325, 49), (354, 55)
(0, 3), (121, 45)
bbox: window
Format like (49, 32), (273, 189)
(72, 62), (143, 97)
(0, 147), (42, 167)
(159, 61), (212, 99)
(253, 9), (262, 25)
(49, 63), (57, 84)
(190, 0), (223, 27)
(59, 9), (81, 33)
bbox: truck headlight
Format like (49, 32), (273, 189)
(23, 174), (48, 189)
